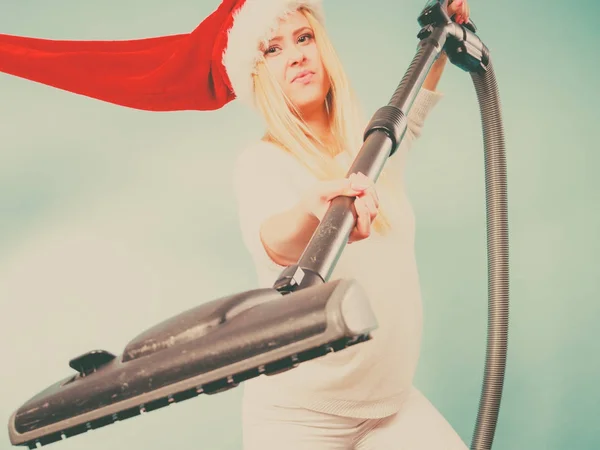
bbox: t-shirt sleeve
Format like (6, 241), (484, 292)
(232, 144), (302, 275)
(378, 87), (443, 182)
(357, 87), (443, 160)
(400, 87), (444, 151)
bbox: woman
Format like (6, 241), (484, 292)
(232, 2), (471, 449)
(0, 0), (471, 448)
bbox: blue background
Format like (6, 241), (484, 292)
(1, 0), (598, 449)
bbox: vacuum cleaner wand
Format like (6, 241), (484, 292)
(7, 2), (508, 449)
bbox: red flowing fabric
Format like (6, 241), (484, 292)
(0, 0), (244, 111)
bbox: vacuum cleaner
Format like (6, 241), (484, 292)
(7, 1), (509, 449)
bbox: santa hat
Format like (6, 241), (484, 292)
(0, 0), (324, 112)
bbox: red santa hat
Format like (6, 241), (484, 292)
(0, 0), (324, 112)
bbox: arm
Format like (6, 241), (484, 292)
(260, 173), (374, 265)
(234, 147), (374, 270)
(233, 145), (332, 270)
(233, 144), (303, 271)
(259, 204), (319, 266)
(379, 83), (444, 182)
(422, 52), (448, 92)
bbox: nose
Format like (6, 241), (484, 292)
(287, 45), (306, 66)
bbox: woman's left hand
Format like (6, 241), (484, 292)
(447, 0), (470, 24)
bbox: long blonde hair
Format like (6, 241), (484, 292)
(252, 7), (392, 234)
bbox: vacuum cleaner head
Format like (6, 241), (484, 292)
(8, 278), (376, 449)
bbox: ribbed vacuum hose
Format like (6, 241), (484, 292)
(469, 60), (510, 450)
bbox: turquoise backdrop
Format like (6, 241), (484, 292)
(1, 1), (598, 449)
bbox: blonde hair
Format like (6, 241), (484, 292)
(252, 7), (392, 234)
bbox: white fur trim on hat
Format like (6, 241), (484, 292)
(222, 0), (325, 107)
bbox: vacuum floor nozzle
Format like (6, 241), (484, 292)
(8, 278), (376, 449)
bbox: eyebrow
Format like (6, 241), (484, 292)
(268, 26), (312, 43)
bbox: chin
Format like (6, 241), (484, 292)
(291, 90), (328, 115)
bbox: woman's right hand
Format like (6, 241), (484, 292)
(299, 172), (379, 243)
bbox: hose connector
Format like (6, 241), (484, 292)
(445, 23), (490, 74)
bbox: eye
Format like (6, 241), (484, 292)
(298, 33), (314, 44)
(264, 45), (280, 56)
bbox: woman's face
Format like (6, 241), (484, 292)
(262, 11), (330, 115)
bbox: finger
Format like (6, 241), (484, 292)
(354, 173), (379, 221)
(319, 177), (366, 201)
(355, 172), (379, 202)
(348, 204), (359, 243)
(361, 185), (379, 208)
(457, 5), (467, 21)
(448, 0), (462, 15)
(449, 0), (466, 22)
(350, 172), (372, 192)
(460, 3), (470, 23)
(339, 174), (371, 199)
(361, 192), (379, 221)
(354, 197), (371, 238)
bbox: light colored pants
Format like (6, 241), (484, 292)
(242, 386), (468, 449)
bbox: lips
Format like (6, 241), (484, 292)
(292, 70), (315, 83)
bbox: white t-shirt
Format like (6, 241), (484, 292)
(232, 88), (443, 419)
